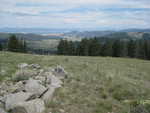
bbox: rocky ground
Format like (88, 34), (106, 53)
(0, 63), (67, 113)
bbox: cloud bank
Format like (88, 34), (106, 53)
(0, 0), (150, 30)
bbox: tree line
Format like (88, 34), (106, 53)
(57, 38), (150, 60)
(0, 35), (27, 53)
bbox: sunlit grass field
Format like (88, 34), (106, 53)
(0, 52), (150, 113)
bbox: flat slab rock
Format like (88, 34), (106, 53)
(10, 99), (45, 113)
(5, 92), (33, 111)
(25, 78), (47, 97)
(0, 108), (7, 113)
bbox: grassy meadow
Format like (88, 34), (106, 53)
(0, 52), (150, 113)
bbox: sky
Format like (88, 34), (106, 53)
(0, 0), (150, 30)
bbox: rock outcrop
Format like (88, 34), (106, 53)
(0, 63), (67, 113)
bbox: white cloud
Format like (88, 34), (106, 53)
(0, 0), (149, 29)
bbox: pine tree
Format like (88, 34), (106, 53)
(23, 40), (27, 53)
(0, 43), (2, 51)
(68, 41), (76, 55)
(112, 40), (123, 57)
(77, 38), (90, 56)
(19, 39), (27, 53)
(101, 40), (113, 56)
(144, 40), (150, 60)
(89, 38), (101, 56)
(121, 41), (128, 57)
(7, 35), (20, 52)
(127, 40), (136, 58)
(63, 40), (69, 55)
(135, 40), (146, 59)
(58, 40), (64, 55)
(57, 40), (72, 55)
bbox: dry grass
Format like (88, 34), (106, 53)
(0, 51), (150, 113)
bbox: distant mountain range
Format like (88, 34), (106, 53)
(120, 28), (150, 32)
(0, 32), (63, 41)
(0, 28), (71, 34)
(63, 29), (150, 40)
(0, 28), (150, 34)
(0, 28), (150, 42)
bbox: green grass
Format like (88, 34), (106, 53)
(0, 51), (150, 113)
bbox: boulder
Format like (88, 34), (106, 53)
(9, 81), (25, 93)
(13, 69), (38, 82)
(25, 78), (47, 97)
(29, 64), (41, 69)
(0, 82), (13, 96)
(0, 69), (6, 76)
(18, 63), (28, 69)
(46, 75), (63, 88)
(5, 92), (33, 111)
(52, 66), (67, 79)
(34, 76), (46, 85)
(0, 96), (5, 107)
(42, 87), (55, 104)
(10, 99), (45, 113)
(42, 75), (63, 104)
(0, 108), (7, 113)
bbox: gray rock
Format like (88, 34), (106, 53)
(42, 86), (55, 104)
(34, 76), (46, 85)
(0, 69), (6, 76)
(14, 69), (38, 81)
(18, 63), (28, 69)
(25, 78), (47, 97)
(0, 96), (5, 107)
(9, 81), (25, 93)
(52, 66), (67, 79)
(0, 82), (13, 96)
(0, 108), (7, 113)
(43, 75), (63, 104)
(5, 92), (33, 111)
(46, 75), (63, 88)
(29, 64), (41, 69)
(10, 99), (45, 113)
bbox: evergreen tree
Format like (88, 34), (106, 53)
(63, 40), (69, 55)
(112, 40), (123, 57)
(68, 41), (76, 55)
(57, 40), (69, 55)
(122, 41), (128, 57)
(144, 40), (150, 60)
(77, 38), (90, 56)
(135, 40), (146, 59)
(127, 40), (136, 58)
(23, 40), (27, 53)
(7, 35), (27, 53)
(101, 41), (113, 56)
(7, 35), (20, 52)
(0, 43), (2, 51)
(57, 39), (66, 55)
(19, 39), (27, 53)
(89, 38), (101, 56)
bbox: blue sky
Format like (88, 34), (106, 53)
(0, 0), (150, 30)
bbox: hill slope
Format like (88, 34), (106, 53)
(0, 52), (150, 113)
